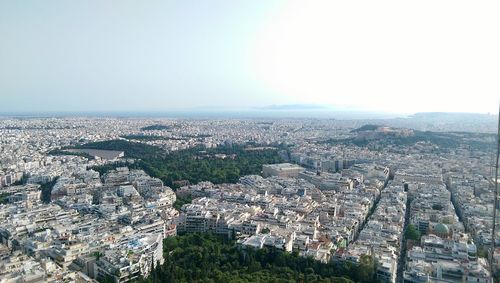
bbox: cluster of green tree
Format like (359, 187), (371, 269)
(120, 135), (210, 141)
(350, 124), (380, 132)
(12, 174), (28, 186)
(40, 177), (59, 203)
(173, 195), (193, 210)
(385, 130), (461, 148)
(405, 224), (421, 241)
(324, 128), (495, 152)
(48, 149), (95, 160)
(138, 233), (378, 283)
(141, 124), (171, 131)
(0, 192), (11, 204)
(477, 246), (487, 258)
(76, 140), (284, 188)
(452, 131), (497, 151)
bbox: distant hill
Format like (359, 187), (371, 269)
(411, 112), (497, 122)
(350, 124), (381, 133)
(325, 126), (495, 151)
(257, 104), (329, 110)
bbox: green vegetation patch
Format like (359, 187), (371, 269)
(40, 177), (59, 203)
(138, 233), (378, 283)
(350, 124), (381, 133)
(324, 127), (495, 151)
(405, 224), (421, 242)
(121, 134), (211, 141)
(173, 195), (193, 210)
(0, 192), (11, 204)
(80, 140), (284, 188)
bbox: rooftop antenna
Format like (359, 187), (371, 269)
(491, 102), (500, 266)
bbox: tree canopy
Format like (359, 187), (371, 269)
(405, 224), (421, 241)
(81, 140), (285, 188)
(138, 233), (378, 283)
(39, 177), (59, 203)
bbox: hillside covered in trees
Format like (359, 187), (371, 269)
(324, 126), (495, 152)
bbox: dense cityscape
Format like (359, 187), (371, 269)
(0, 115), (498, 283)
(2, 0), (499, 282)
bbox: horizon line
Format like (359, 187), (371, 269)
(0, 109), (497, 120)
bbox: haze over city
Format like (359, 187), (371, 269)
(1, 0), (499, 114)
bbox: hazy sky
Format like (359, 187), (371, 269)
(1, 1), (499, 114)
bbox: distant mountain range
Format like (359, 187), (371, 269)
(255, 104), (330, 111)
(410, 112), (497, 120)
